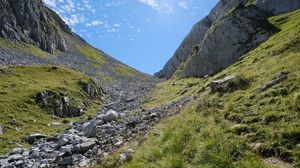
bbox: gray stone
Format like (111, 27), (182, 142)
(8, 154), (23, 161)
(0, 125), (3, 135)
(80, 140), (96, 153)
(26, 133), (46, 144)
(60, 156), (74, 166)
(260, 72), (288, 91)
(47, 122), (61, 127)
(10, 148), (23, 155)
(119, 149), (134, 162)
(60, 144), (73, 153)
(57, 137), (69, 147)
(114, 141), (123, 147)
(101, 109), (119, 123)
(83, 122), (97, 138)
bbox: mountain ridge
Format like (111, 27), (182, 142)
(155, 0), (300, 79)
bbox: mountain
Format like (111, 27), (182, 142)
(121, 7), (300, 168)
(0, 0), (300, 167)
(0, 0), (156, 163)
(155, 0), (300, 79)
(0, 0), (155, 93)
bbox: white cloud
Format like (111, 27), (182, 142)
(138, 0), (193, 14)
(42, 0), (94, 26)
(138, 0), (174, 14)
(85, 20), (103, 27)
(178, 1), (188, 9)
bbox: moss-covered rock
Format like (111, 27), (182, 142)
(35, 90), (84, 117)
(210, 75), (251, 93)
(79, 79), (106, 99)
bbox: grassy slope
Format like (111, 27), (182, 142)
(120, 9), (300, 168)
(0, 66), (102, 154)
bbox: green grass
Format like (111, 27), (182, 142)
(142, 78), (202, 109)
(117, 9), (300, 168)
(0, 38), (51, 57)
(0, 66), (103, 154)
(75, 45), (107, 66)
(111, 63), (137, 77)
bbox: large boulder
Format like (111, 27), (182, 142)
(26, 133), (47, 144)
(35, 90), (84, 118)
(100, 109), (119, 123)
(83, 122), (97, 138)
(79, 79), (106, 99)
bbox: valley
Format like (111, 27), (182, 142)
(0, 0), (300, 168)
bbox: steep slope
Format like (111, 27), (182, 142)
(0, 0), (156, 163)
(119, 9), (300, 168)
(0, 0), (155, 94)
(155, 0), (300, 79)
(0, 66), (105, 154)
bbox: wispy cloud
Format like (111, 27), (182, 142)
(138, 0), (193, 14)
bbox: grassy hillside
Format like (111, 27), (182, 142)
(0, 66), (104, 154)
(118, 9), (300, 168)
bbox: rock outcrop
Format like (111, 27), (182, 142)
(155, 0), (300, 79)
(180, 5), (276, 78)
(35, 90), (85, 117)
(0, 0), (71, 53)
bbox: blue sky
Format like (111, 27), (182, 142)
(42, 0), (218, 74)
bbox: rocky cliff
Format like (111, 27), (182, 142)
(155, 0), (300, 79)
(0, 0), (155, 94)
(0, 0), (72, 53)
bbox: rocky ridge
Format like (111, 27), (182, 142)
(155, 0), (300, 79)
(0, 0), (72, 53)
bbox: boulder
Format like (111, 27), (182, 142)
(210, 75), (250, 93)
(8, 154), (23, 161)
(60, 144), (74, 153)
(57, 137), (69, 147)
(260, 71), (288, 91)
(119, 149), (134, 162)
(83, 122), (97, 138)
(101, 109), (119, 123)
(79, 79), (106, 99)
(80, 141), (96, 153)
(35, 90), (84, 117)
(10, 148), (24, 155)
(26, 133), (46, 144)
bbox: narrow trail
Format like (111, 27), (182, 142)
(0, 85), (193, 168)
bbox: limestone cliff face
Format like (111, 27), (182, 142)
(0, 0), (155, 92)
(155, 0), (300, 79)
(0, 0), (72, 53)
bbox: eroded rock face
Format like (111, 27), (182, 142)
(35, 90), (84, 118)
(79, 79), (106, 100)
(155, 0), (300, 79)
(180, 5), (276, 78)
(0, 0), (71, 53)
